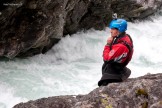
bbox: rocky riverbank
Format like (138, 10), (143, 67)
(13, 73), (162, 108)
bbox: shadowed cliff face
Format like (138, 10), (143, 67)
(0, 0), (162, 58)
(13, 73), (162, 108)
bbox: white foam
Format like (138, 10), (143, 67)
(0, 82), (27, 108)
(0, 14), (162, 108)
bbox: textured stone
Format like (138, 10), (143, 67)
(13, 73), (162, 108)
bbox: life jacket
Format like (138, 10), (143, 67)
(103, 33), (133, 67)
(113, 33), (133, 67)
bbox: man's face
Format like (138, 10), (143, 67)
(110, 28), (120, 37)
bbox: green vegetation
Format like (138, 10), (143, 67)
(100, 94), (113, 108)
(159, 101), (162, 105)
(136, 89), (148, 98)
(141, 101), (148, 108)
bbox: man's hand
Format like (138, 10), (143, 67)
(107, 36), (114, 45)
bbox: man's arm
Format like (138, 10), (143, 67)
(103, 43), (129, 63)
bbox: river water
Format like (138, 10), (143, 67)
(0, 14), (162, 108)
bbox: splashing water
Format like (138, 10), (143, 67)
(0, 14), (162, 107)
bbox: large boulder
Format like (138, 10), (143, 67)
(0, 0), (162, 58)
(13, 73), (162, 108)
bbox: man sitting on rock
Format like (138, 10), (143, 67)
(98, 18), (134, 86)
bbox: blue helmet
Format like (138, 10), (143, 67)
(109, 19), (127, 32)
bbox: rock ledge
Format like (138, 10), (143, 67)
(13, 73), (162, 108)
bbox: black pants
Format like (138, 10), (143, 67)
(98, 63), (131, 86)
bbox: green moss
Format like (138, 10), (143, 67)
(105, 105), (113, 108)
(101, 98), (108, 105)
(141, 101), (148, 108)
(100, 94), (113, 108)
(159, 101), (162, 105)
(136, 89), (148, 98)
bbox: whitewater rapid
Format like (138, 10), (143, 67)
(0, 14), (162, 108)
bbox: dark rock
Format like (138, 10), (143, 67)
(0, 0), (162, 58)
(13, 96), (77, 108)
(13, 73), (162, 108)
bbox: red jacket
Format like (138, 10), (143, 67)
(103, 34), (133, 67)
